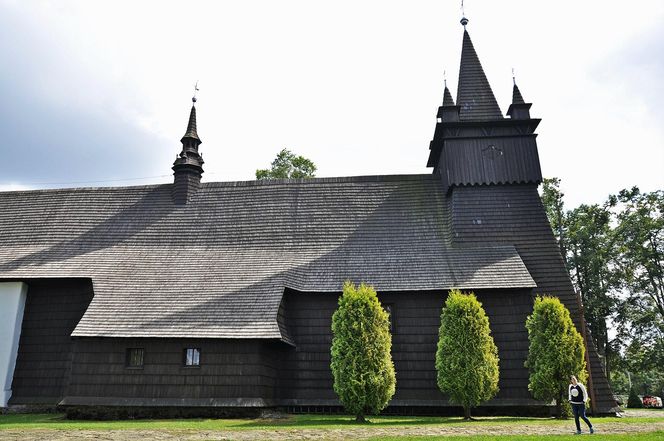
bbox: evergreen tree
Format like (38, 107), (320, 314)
(627, 387), (643, 408)
(525, 296), (587, 418)
(330, 281), (396, 422)
(435, 290), (499, 420)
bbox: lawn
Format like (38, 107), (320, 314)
(1, 412), (663, 440)
(370, 435), (664, 441)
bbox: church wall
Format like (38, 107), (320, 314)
(64, 338), (282, 406)
(9, 278), (93, 405)
(279, 288), (534, 407)
(449, 183), (616, 412)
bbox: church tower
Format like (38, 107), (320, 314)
(426, 17), (618, 414)
(427, 17), (542, 193)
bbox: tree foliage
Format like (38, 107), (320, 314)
(565, 203), (618, 377)
(330, 281), (396, 422)
(612, 188), (664, 369)
(525, 295), (587, 418)
(540, 180), (663, 391)
(256, 148), (317, 180)
(435, 290), (499, 419)
(541, 177), (567, 258)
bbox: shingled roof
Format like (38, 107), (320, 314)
(0, 175), (535, 341)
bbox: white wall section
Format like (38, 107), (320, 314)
(0, 282), (27, 407)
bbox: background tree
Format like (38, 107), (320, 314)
(611, 188), (664, 380)
(255, 148), (317, 180)
(565, 203), (618, 381)
(525, 295), (587, 418)
(541, 177), (567, 259)
(540, 180), (664, 401)
(330, 281), (396, 422)
(540, 178), (619, 382)
(435, 290), (499, 420)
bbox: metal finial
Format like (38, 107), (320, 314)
(460, 0), (468, 27)
(444, 70), (447, 88)
(512, 68), (516, 85)
(192, 81), (199, 103)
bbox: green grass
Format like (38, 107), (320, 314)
(369, 434), (664, 441)
(0, 413), (662, 431)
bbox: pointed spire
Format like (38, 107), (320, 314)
(456, 27), (503, 121)
(507, 80), (532, 119)
(512, 83), (525, 104)
(443, 85), (455, 107)
(181, 103), (200, 143)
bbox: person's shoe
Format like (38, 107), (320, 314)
(590, 427), (595, 434)
(575, 430), (582, 435)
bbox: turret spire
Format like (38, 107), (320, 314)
(507, 79), (531, 119)
(172, 90), (205, 205)
(511, 82), (526, 105)
(442, 70), (455, 106)
(443, 85), (455, 107)
(456, 24), (503, 121)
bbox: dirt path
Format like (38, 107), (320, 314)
(2, 421), (663, 441)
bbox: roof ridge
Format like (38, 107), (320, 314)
(0, 174), (437, 195)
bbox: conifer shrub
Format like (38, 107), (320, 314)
(525, 295), (587, 418)
(330, 281), (396, 422)
(435, 289), (500, 419)
(627, 387), (643, 408)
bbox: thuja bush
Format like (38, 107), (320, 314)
(525, 295), (587, 418)
(330, 281), (396, 422)
(627, 387), (643, 408)
(435, 289), (500, 420)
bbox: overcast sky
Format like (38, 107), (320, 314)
(1, 0), (662, 208)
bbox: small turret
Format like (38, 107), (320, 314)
(172, 96), (204, 205)
(507, 81), (532, 120)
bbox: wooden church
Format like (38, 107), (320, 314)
(0, 17), (617, 415)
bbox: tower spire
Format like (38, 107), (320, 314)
(172, 90), (205, 205)
(456, 23), (503, 121)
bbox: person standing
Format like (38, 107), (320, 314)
(569, 375), (594, 434)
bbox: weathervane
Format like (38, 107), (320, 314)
(192, 81), (199, 103)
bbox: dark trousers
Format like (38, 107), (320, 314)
(572, 403), (592, 431)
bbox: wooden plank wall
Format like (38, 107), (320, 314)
(66, 339), (279, 403)
(10, 278), (93, 404)
(279, 288), (534, 406)
(450, 184), (616, 412)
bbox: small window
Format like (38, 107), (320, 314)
(126, 348), (144, 368)
(384, 304), (395, 333)
(184, 348), (201, 367)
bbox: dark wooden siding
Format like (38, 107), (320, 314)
(10, 278), (93, 404)
(279, 288), (534, 406)
(64, 339), (282, 406)
(450, 184), (616, 412)
(438, 136), (542, 190)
